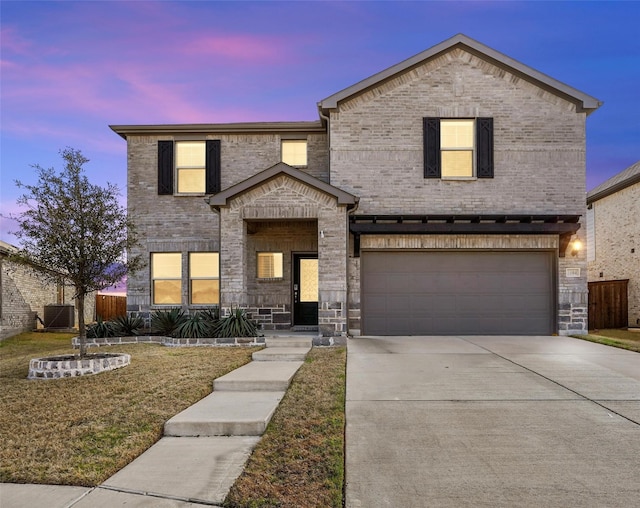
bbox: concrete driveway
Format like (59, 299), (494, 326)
(345, 335), (640, 508)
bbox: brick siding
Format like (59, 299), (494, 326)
(329, 48), (588, 335)
(0, 256), (95, 339)
(124, 46), (591, 336)
(587, 182), (640, 327)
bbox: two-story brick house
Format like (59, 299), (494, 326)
(112, 34), (601, 341)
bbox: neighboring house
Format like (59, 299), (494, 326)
(586, 161), (640, 329)
(0, 241), (95, 339)
(111, 34), (601, 340)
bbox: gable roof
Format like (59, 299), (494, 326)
(206, 162), (358, 209)
(318, 33), (602, 115)
(587, 160), (640, 204)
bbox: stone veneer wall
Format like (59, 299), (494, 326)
(587, 182), (640, 327)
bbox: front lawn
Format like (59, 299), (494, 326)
(0, 332), (256, 486)
(573, 328), (640, 353)
(0, 332), (348, 508)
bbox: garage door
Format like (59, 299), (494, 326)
(361, 251), (554, 335)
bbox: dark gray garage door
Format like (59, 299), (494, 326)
(361, 251), (554, 335)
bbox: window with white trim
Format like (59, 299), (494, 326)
(189, 252), (219, 305)
(176, 141), (206, 193)
(440, 119), (475, 177)
(158, 140), (221, 195)
(423, 117), (493, 179)
(151, 253), (182, 305)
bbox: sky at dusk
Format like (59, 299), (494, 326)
(1, 0), (639, 246)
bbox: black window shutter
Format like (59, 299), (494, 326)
(206, 140), (221, 194)
(476, 118), (494, 178)
(157, 141), (174, 195)
(423, 118), (441, 178)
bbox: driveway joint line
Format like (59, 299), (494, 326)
(97, 484), (221, 506)
(65, 487), (97, 508)
(462, 337), (640, 427)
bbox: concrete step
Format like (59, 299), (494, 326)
(213, 361), (304, 392)
(101, 436), (260, 506)
(252, 346), (311, 362)
(265, 336), (314, 348)
(164, 391), (284, 437)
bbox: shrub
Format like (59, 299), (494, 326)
(200, 307), (220, 323)
(87, 317), (116, 338)
(214, 307), (258, 338)
(174, 311), (216, 338)
(150, 308), (187, 336)
(112, 314), (145, 336)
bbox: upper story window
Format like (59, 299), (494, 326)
(441, 120), (474, 178)
(257, 252), (283, 279)
(423, 117), (493, 179)
(281, 140), (307, 167)
(152, 252), (182, 305)
(176, 142), (206, 193)
(157, 140), (221, 195)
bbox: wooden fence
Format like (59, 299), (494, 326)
(96, 294), (127, 321)
(588, 280), (628, 330)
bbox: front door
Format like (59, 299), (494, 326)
(293, 253), (318, 326)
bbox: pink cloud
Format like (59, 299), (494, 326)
(0, 26), (33, 55)
(182, 34), (292, 63)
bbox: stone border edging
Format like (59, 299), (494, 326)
(28, 353), (131, 379)
(72, 336), (266, 348)
(72, 335), (346, 348)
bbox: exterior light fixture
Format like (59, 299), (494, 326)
(571, 239), (583, 257)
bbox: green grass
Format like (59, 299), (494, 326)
(0, 332), (256, 486)
(224, 347), (346, 508)
(573, 328), (640, 353)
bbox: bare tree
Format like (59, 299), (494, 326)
(8, 148), (144, 357)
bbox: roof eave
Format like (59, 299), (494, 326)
(110, 121), (326, 139)
(319, 33), (602, 115)
(587, 172), (640, 204)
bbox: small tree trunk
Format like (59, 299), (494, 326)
(77, 293), (87, 358)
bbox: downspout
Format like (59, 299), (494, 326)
(319, 102), (363, 338)
(317, 102), (331, 172)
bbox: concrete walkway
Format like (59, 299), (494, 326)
(345, 335), (640, 508)
(1, 336), (312, 508)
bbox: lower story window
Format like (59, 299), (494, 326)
(190, 252), (219, 304)
(257, 252), (283, 279)
(152, 253), (182, 305)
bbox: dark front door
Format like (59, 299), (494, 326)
(293, 254), (318, 326)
